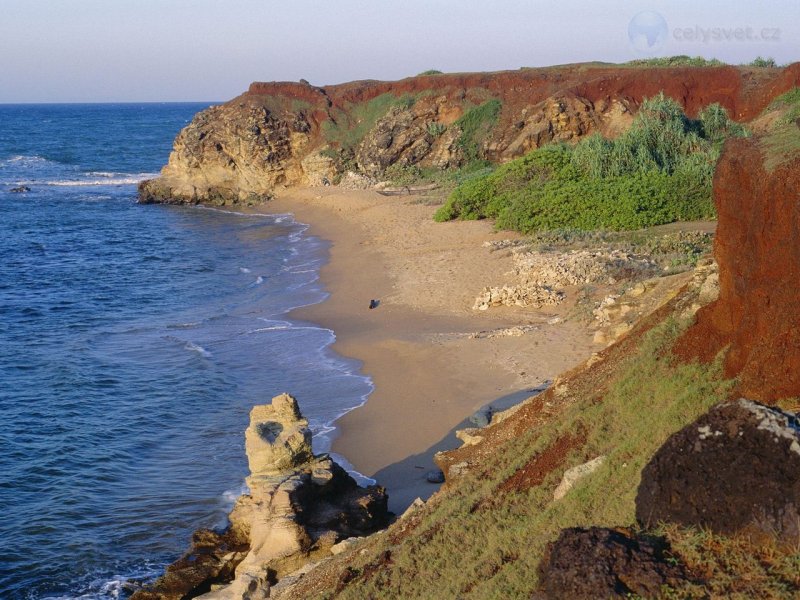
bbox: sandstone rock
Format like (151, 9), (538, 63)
(553, 455), (606, 501)
(636, 398), (800, 544)
(134, 394), (389, 600)
(399, 497), (425, 520)
(455, 428), (483, 447)
(535, 527), (686, 599)
(473, 284), (564, 310)
(245, 393), (312, 476)
(330, 537), (360, 556)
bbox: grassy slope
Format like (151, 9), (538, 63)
(283, 276), (798, 598)
(329, 317), (734, 599)
(761, 87), (800, 171)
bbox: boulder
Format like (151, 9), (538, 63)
(636, 398), (800, 544)
(536, 527), (686, 599)
(425, 469), (445, 484)
(468, 406), (493, 428)
(9, 185), (31, 193)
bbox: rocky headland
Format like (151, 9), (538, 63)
(138, 63), (800, 206)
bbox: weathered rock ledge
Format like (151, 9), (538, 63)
(132, 394), (389, 600)
(138, 63), (800, 206)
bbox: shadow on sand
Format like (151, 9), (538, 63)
(374, 384), (550, 513)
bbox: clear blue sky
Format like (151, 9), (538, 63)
(1, 0), (798, 102)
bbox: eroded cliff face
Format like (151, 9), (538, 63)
(676, 132), (800, 402)
(139, 63), (800, 205)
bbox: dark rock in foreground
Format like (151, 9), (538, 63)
(535, 527), (687, 599)
(636, 398), (800, 544)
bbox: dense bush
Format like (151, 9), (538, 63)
(454, 99), (502, 162)
(626, 55), (725, 68)
(435, 94), (745, 232)
(749, 56), (777, 68)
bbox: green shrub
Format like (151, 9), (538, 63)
(698, 102), (748, 142)
(454, 99), (502, 162)
(418, 69), (443, 76)
(749, 56), (777, 68)
(626, 55), (725, 68)
(427, 122), (447, 137)
(322, 93), (415, 153)
(436, 94), (743, 232)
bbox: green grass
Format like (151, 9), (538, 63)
(330, 318), (736, 599)
(660, 524), (800, 598)
(748, 56), (778, 68)
(762, 87), (800, 171)
(321, 93), (415, 153)
(436, 94), (746, 232)
(625, 55), (725, 68)
(454, 99), (502, 162)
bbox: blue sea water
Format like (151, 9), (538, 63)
(0, 104), (372, 599)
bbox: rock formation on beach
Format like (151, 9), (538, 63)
(132, 394), (389, 600)
(138, 63), (800, 205)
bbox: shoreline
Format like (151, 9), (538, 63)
(254, 187), (598, 512)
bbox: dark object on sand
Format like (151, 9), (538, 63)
(10, 186), (31, 193)
(369, 299), (379, 309)
(376, 183), (439, 197)
(426, 470), (445, 484)
(469, 406), (494, 428)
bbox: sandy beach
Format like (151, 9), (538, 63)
(261, 187), (597, 512)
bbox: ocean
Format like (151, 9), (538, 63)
(0, 103), (373, 599)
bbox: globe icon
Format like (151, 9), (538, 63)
(628, 11), (668, 54)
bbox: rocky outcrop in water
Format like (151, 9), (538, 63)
(636, 398), (800, 544)
(132, 394), (389, 600)
(138, 64), (800, 205)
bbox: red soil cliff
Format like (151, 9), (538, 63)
(676, 134), (800, 402)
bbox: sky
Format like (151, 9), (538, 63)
(1, 0), (798, 103)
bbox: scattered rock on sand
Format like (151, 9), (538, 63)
(473, 284), (564, 310)
(636, 398), (800, 544)
(425, 469), (445, 484)
(468, 406), (494, 428)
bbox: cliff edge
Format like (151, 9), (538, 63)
(138, 63), (800, 205)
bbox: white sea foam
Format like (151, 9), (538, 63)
(184, 342), (212, 358)
(238, 267), (251, 274)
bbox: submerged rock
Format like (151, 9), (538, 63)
(133, 394), (389, 600)
(536, 527), (686, 599)
(636, 398), (800, 544)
